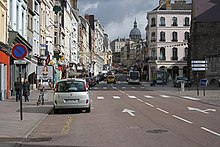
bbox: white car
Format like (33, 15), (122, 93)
(53, 78), (90, 113)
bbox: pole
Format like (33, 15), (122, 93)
(19, 65), (23, 120)
(196, 72), (199, 96)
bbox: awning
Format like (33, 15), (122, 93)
(28, 62), (37, 76)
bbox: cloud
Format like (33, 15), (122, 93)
(78, 0), (192, 41)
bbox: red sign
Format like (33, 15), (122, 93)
(12, 43), (27, 60)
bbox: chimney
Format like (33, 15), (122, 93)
(166, 0), (171, 10)
(70, 0), (77, 10)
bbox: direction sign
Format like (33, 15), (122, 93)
(12, 43), (27, 60)
(191, 60), (208, 71)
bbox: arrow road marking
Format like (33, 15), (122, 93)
(113, 96), (120, 99)
(122, 108), (135, 117)
(188, 107), (216, 114)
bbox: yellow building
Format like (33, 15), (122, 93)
(0, 0), (7, 44)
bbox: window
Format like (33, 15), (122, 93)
(1, 14), (4, 40)
(151, 48), (157, 60)
(184, 17), (190, 26)
(172, 32), (178, 41)
(184, 32), (189, 40)
(184, 47), (188, 60)
(172, 17), (178, 26)
(172, 48), (178, 60)
(54, 32), (57, 44)
(160, 17), (165, 26)
(16, 5), (19, 31)
(22, 12), (25, 36)
(160, 31), (165, 41)
(34, 1), (39, 13)
(151, 32), (156, 42)
(160, 47), (166, 60)
(151, 18), (156, 27)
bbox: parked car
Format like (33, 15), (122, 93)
(53, 78), (90, 113)
(173, 76), (191, 87)
(107, 75), (116, 84)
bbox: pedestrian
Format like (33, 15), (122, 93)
(23, 79), (30, 102)
(14, 77), (21, 102)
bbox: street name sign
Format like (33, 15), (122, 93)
(14, 60), (27, 65)
(12, 43), (27, 60)
(191, 60), (208, 71)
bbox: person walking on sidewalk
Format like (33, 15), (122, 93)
(14, 77), (21, 102)
(23, 79), (30, 102)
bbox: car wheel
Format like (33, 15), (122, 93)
(86, 106), (91, 113)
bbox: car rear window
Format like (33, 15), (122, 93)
(57, 80), (86, 92)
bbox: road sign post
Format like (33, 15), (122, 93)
(12, 43), (28, 121)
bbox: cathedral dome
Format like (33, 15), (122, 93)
(129, 20), (142, 40)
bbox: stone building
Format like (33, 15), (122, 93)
(191, 0), (220, 85)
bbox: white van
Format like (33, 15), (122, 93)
(127, 71), (140, 84)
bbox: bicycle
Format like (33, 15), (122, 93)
(37, 85), (45, 106)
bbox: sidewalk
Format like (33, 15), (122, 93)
(141, 81), (220, 107)
(0, 90), (54, 143)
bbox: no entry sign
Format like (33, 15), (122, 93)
(12, 43), (27, 60)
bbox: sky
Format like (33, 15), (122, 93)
(78, 0), (192, 41)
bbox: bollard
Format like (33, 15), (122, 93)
(181, 81), (185, 92)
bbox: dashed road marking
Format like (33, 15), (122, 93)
(137, 99), (143, 102)
(157, 108), (169, 114)
(172, 115), (193, 124)
(145, 102), (154, 107)
(122, 87), (126, 89)
(181, 96), (200, 101)
(131, 87), (136, 89)
(201, 127), (220, 137)
(113, 96), (120, 99)
(103, 87), (107, 89)
(61, 116), (73, 135)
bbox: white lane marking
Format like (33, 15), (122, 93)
(112, 87), (117, 89)
(129, 96), (136, 99)
(122, 108), (135, 117)
(97, 97), (104, 100)
(157, 108), (169, 114)
(144, 95), (154, 99)
(113, 96), (120, 99)
(122, 87), (126, 89)
(137, 99), (143, 102)
(145, 102), (154, 107)
(131, 87), (136, 89)
(201, 127), (220, 137)
(172, 115), (193, 124)
(160, 95), (170, 98)
(93, 87), (98, 89)
(103, 87), (107, 89)
(188, 107), (216, 114)
(140, 87), (145, 89)
(181, 96), (200, 101)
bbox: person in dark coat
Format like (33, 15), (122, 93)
(14, 77), (21, 102)
(23, 79), (30, 102)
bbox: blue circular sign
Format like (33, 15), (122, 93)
(12, 43), (27, 60)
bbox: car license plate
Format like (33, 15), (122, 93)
(65, 99), (79, 103)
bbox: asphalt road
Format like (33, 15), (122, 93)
(19, 75), (220, 147)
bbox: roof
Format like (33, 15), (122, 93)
(193, 0), (220, 22)
(153, 1), (191, 11)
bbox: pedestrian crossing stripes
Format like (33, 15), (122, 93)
(160, 95), (170, 98)
(144, 95), (154, 98)
(113, 96), (120, 99)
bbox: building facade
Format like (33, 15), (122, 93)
(0, 0), (10, 100)
(146, 0), (191, 81)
